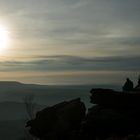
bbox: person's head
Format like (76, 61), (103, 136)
(126, 78), (130, 81)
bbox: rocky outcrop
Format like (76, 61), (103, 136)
(90, 88), (140, 106)
(26, 98), (86, 140)
(26, 87), (140, 140)
(82, 88), (140, 139)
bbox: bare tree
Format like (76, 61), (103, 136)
(23, 95), (37, 140)
(24, 95), (36, 120)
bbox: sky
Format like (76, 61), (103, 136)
(0, 0), (140, 85)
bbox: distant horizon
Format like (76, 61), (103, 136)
(0, 80), (123, 90)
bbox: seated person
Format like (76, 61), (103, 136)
(123, 78), (134, 92)
(135, 76), (140, 90)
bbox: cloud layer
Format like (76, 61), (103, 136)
(0, 55), (140, 72)
(0, 0), (139, 84)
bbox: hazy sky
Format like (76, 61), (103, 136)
(0, 0), (140, 85)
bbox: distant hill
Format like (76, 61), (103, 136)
(0, 81), (22, 86)
(0, 81), (94, 106)
(0, 81), (120, 115)
(0, 81), (48, 89)
(0, 82), (94, 119)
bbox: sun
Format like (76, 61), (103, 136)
(0, 25), (9, 50)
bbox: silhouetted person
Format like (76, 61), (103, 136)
(138, 75), (140, 85)
(123, 78), (133, 92)
(135, 75), (140, 90)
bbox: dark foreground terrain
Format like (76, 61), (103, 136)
(26, 86), (140, 140)
(1, 81), (139, 140)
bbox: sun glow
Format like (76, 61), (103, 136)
(0, 25), (10, 51)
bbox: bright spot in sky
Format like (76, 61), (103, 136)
(0, 25), (10, 51)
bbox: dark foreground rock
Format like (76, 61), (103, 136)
(26, 98), (86, 140)
(83, 88), (140, 139)
(26, 88), (140, 140)
(90, 88), (140, 106)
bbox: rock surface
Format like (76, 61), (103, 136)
(83, 88), (140, 139)
(90, 88), (140, 106)
(26, 98), (86, 140)
(26, 88), (140, 140)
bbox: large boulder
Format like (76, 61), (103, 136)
(90, 88), (140, 106)
(26, 98), (86, 140)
